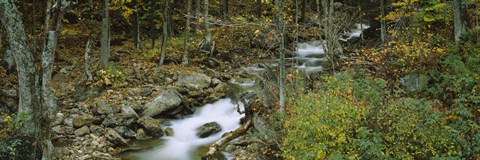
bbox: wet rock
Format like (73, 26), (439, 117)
(102, 114), (123, 127)
(176, 73), (212, 90)
(137, 116), (164, 137)
(106, 129), (128, 146)
(74, 126), (90, 136)
(142, 89), (182, 117)
(121, 105), (138, 118)
(114, 126), (136, 138)
(196, 122), (222, 138)
(164, 127), (174, 136)
(73, 114), (94, 128)
(96, 100), (120, 115)
(135, 128), (147, 140)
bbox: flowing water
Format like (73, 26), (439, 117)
(121, 98), (244, 160)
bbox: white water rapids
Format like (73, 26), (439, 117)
(130, 98), (244, 160)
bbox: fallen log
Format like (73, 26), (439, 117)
(201, 119), (252, 160)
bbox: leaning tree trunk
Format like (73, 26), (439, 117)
(159, 0), (170, 65)
(0, 0), (39, 136)
(100, 0), (110, 69)
(452, 0), (466, 42)
(182, 0), (192, 65)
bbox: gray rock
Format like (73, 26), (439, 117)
(400, 74), (428, 93)
(64, 118), (73, 127)
(142, 89), (182, 117)
(74, 126), (90, 136)
(211, 78), (221, 87)
(73, 114), (94, 128)
(96, 100), (120, 115)
(102, 114), (123, 127)
(196, 122), (222, 138)
(114, 126), (136, 138)
(176, 73), (212, 90)
(121, 105), (138, 118)
(106, 129), (128, 146)
(137, 116), (164, 137)
(51, 112), (65, 126)
(164, 127), (174, 136)
(90, 125), (105, 135)
(135, 128), (147, 140)
(52, 125), (65, 134)
(140, 88), (153, 97)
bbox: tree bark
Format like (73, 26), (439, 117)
(222, 0), (228, 20)
(276, 0), (285, 112)
(380, 0), (387, 43)
(159, 0), (170, 65)
(183, 0), (192, 65)
(301, 0), (307, 23)
(84, 36), (93, 81)
(452, 0), (466, 42)
(133, 0), (141, 49)
(203, 0), (211, 50)
(0, 0), (39, 135)
(256, 0), (262, 19)
(100, 0), (110, 69)
(202, 119), (252, 160)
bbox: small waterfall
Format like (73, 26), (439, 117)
(129, 98), (244, 160)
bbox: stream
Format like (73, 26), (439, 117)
(121, 98), (244, 160)
(120, 23), (369, 160)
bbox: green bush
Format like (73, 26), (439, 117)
(283, 75), (367, 159)
(373, 98), (461, 159)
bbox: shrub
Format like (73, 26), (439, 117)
(283, 75), (367, 159)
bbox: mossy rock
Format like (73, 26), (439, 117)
(0, 136), (39, 160)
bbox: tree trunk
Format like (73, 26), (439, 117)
(0, 0), (39, 136)
(380, 0), (387, 43)
(256, 0), (262, 19)
(222, 0), (228, 20)
(276, 0), (285, 112)
(203, 0), (211, 50)
(159, 0), (170, 65)
(195, 0), (201, 17)
(452, 0), (466, 42)
(301, 0), (307, 23)
(133, 0), (140, 49)
(84, 36), (93, 81)
(183, 0), (192, 65)
(100, 0), (110, 69)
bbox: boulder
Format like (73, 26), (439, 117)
(176, 73), (212, 90)
(142, 89), (182, 117)
(74, 126), (90, 136)
(96, 100), (120, 115)
(105, 129), (128, 146)
(137, 116), (164, 137)
(196, 122), (222, 138)
(72, 114), (94, 128)
(121, 105), (138, 118)
(114, 126), (136, 138)
(400, 74), (428, 93)
(52, 125), (65, 135)
(90, 125), (105, 135)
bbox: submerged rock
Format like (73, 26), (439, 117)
(176, 73), (212, 90)
(142, 89), (182, 117)
(196, 122), (222, 138)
